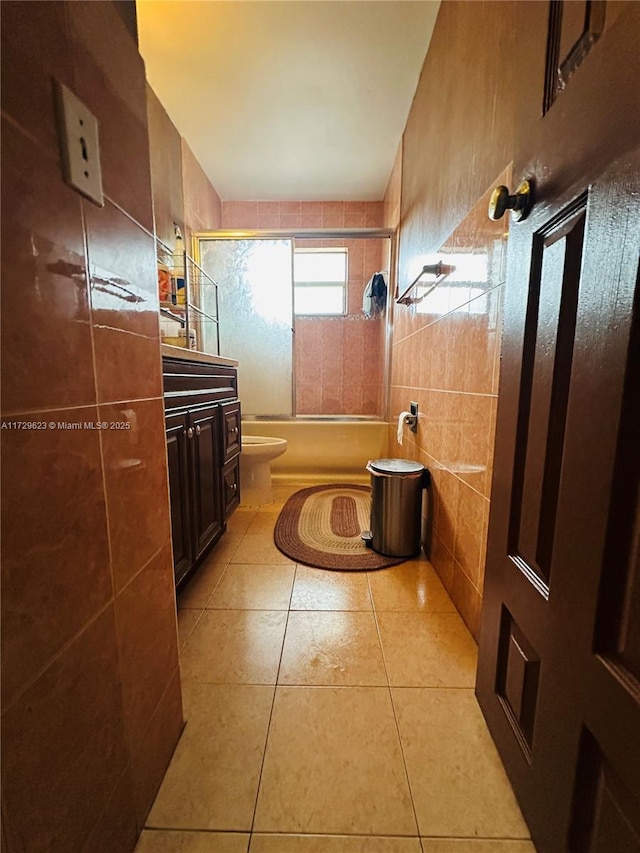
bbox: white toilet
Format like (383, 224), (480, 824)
(240, 436), (288, 506)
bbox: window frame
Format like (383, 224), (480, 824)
(293, 247), (348, 317)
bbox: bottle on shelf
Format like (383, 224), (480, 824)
(157, 261), (171, 304)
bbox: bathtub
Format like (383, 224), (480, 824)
(241, 420), (389, 483)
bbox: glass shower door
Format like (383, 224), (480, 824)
(198, 238), (293, 416)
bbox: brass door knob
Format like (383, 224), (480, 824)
(488, 179), (532, 222)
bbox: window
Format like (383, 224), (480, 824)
(293, 248), (347, 315)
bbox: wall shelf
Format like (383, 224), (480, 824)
(157, 241), (221, 355)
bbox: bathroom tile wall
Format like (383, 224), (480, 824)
(294, 235), (386, 416)
(147, 85), (222, 251)
(383, 142), (403, 231)
(222, 202), (387, 416)
(386, 0), (517, 639)
(222, 199), (384, 231)
(182, 138), (223, 238)
(147, 84), (185, 250)
(1, 3), (182, 851)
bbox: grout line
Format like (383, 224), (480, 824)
(391, 281), (505, 346)
(246, 557), (298, 834)
(366, 572), (422, 840)
(388, 385), (498, 398)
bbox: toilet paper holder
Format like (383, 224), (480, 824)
(402, 412), (418, 433)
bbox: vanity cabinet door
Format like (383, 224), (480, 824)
(190, 404), (224, 561)
(222, 457), (241, 520)
(220, 401), (241, 464)
(165, 411), (193, 586)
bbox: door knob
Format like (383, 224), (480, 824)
(195, 425), (201, 436)
(187, 427), (194, 439)
(488, 179), (532, 222)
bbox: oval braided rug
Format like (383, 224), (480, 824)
(273, 484), (405, 571)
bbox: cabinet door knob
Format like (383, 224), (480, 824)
(195, 425), (201, 436)
(187, 427), (194, 439)
(230, 426), (239, 435)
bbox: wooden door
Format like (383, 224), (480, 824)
(165, 411), (193, 586)
(190, 404), (224, 561)
(476, 3), (640, 852)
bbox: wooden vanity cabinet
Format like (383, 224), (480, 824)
(162, 356), (241, 588)
(220, 400), (241, 519)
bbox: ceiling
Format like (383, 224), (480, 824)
(137, 1), (439, 201)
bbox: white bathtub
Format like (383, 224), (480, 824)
(241, 420), (389, 483)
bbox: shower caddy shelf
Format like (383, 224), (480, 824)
(157, 240), (221, 356)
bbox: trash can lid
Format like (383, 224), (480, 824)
(368, 458), (425, 475)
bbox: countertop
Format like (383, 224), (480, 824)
(161, 344), (238, 367)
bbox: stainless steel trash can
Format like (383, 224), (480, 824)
(365, 458), (426, 557)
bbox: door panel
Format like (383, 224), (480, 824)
(476, 3), (640, 851)
(220, 400), (241, 464)
(513, 203), (585, 584)
(222, 457), (241, 520)
(190, 405), (224, 560)
(165, 411), (192, 586)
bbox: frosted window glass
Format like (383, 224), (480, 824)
(198, 239), (293, 416)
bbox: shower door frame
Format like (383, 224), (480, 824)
(193, 228), (397, 422)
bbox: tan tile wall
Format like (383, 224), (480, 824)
(182, 138), (223, 240)
(386, 0), (517, 639)
(147, 87), (223, 251)
(389, 181), (508, 640)
(221, 202), (387, 416)
(1, 3), (182, 850)
(383, 142), (402, 231)
(147, 84), (185, 250)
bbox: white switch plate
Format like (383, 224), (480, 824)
(55, 81), (104, 206)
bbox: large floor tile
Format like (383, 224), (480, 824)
(232, 534), (296, 565)
(250, 835), (422, 852)
(421, 842), (536, 852)
(178, 560), (229, 609)
(246, 512), (281, 534)
(253, 686), (417, 835)
(393, 688), (529, 838)
(207, 563), (295, 610)
(291, 566), (373, 611)
(177, 608), (202, 651)
(377, 612), (477, 687)
(225, 509), (258, 534)
(367, 561), (456, 613)
(179, 610), (287, 684)
(278, 611), (387, 686)
(136, 828), (250, 851)
(207, 534), (245, 564)
(146, 684), (274, 831)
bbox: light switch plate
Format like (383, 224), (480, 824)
(55, 81), (104, 206)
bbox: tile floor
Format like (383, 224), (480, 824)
(136, 483), (535, 853)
